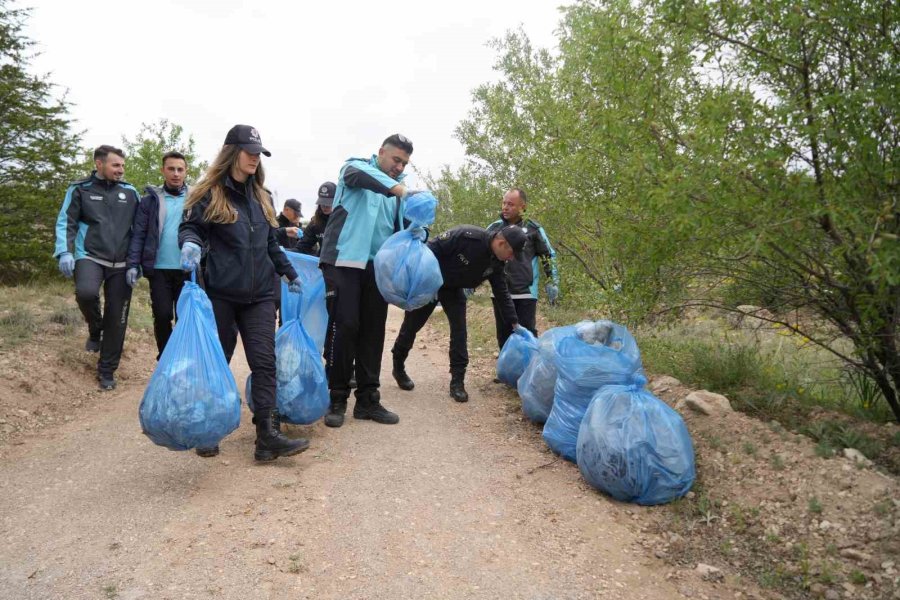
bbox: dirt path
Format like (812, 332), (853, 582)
(0, 308), (707, 600)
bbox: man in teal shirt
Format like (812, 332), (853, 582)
(126, 151), (190, 358)
(318, 134), (412, 428)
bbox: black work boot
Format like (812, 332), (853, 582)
(324, 391), (348, 428)
(252, 410), (281, 432)
(195, 446), (219, 458)
(254, 409), (309, 462)
(392, 357), (415, 391)
(97, 372), (116, 391)
(353, 390), (399, 424)
(449, 372), (469, 403)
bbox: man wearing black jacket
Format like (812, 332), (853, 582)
(390, 225), (525, 402)
(275, 198), (302, 250)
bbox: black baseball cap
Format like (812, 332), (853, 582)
(316, 181), (336, 207)
(283, 198), (302, 216)
(224, 124), (271, 157)
(498, 225), (527, 260)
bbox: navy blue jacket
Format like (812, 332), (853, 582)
(178, 176), (297, 304)
(127, 184), (188, 274)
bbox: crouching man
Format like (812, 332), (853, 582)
(390, 225), (525, 402)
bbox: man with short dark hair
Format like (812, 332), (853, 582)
(318, 134), (413, 428)
(276, 198), (302, 250)
(55, 145), (141, 390)
(390, 225), (524, 402)
(126, 151), (190, 359)
(486, 187), (559, 350)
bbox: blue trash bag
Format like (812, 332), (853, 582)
(139, 272), (240, 450)
(576, 377), (696, 505)
(280, 250), (327, 354)
(374, 229), (443, 310)
(497, 326), (538, 386)
(517, 323), (590, 424)
(542, 320), (643, 462)
(245, 312), (329, 425)
(405, 191), (438, 226)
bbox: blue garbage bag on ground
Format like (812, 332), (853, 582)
(280, 250), (327, 354)
(542, 320), (643, 462)
(404, 191), (438, 226)
(374, 229), (443, 310)
(577, 377), (695, 505)
(139, 272), (240, 450)
(497, 326), (538, 386)
(517, 323), (589, 424)
(246, 308), (329, 425)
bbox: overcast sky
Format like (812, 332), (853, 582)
(23, 0), (562, 217)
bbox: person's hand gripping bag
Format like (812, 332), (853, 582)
(496, 325), (538, 387)
(139, 271), (240, 450)
(375, 191), (443, 310)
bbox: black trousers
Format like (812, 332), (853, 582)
(492, 297), (537, 350)
(322, 262), (388, 398)
(148, 269), (189, 358)
(74, 259), (133, 376)
(211, 298), (277, 412)
(392, 287), (468, 376)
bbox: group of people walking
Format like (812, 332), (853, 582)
(53, 125), (559, 461)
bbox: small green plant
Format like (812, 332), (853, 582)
(808, 496), (823, 514)
(287, 553), (306, 574)
(707, 434), (724, 451)
(872, 500), (892, 517)
(48, 307), (82, 329)
(771, 454), (785, 470)
(849, 570), (867, 585)
(817, 562), (838, 585)
(0, 307), (37, 349)
(814, 440), (836, 458)
(743, 441), (758, 456)
(102, 584), (118, 599)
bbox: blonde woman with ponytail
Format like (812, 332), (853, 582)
(178, 124), (308, 462)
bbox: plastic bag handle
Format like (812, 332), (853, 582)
(190, 268), (197, 284)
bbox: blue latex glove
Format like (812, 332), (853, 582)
(125, 267), (140, 287)
(410, 226), (427, 242)
(545, 283), (559, 306)
(463, 288), (475, 299)
(181, 242), (201, 271)
(58, 252), (75, 278)
(287, 278), (302, 294)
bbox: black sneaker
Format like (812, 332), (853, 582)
(353, 391), (399, 424)
(85, 336), (101, 353)
(195, 446), (220, 458)
(98, 373), (116, 391)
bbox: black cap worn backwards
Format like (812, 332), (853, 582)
(316, 181), (336, 207)
(224, 124), (271, 157)
(498, 225), (527, 261)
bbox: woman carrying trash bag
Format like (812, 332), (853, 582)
(179, 124), (309, 461)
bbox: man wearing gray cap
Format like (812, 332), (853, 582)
(296, 182), (335, 257)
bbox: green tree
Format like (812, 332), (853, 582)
(457, 0), (900, 420)
(0, 0), (82, 282)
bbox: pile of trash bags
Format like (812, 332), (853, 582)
(501, 318), (696, 505)
(139, 271), (241, 450)
(375, 191), (443, 310)
(280, 250), (327, 354)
